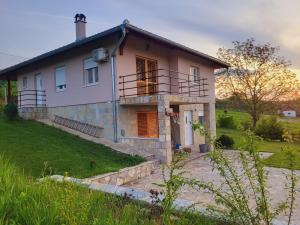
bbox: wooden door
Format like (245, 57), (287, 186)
(136, 57), (157, 96)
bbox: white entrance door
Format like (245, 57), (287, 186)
(35, 74), (43, 106)
(184, 111), (193, 146)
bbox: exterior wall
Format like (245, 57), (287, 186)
(177, 52), (215, 101)
(47, 102), (114, 140)
(179, 104), (205, 149)
(17, 44), (115, 108)
(116, 35), (171, 98)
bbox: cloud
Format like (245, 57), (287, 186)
(0, 0), (299, 72)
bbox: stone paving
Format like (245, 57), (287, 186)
(124, 150), (300, 225)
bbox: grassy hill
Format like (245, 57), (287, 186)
(216, 109), (300, 169)
(0, 113), (144, 178)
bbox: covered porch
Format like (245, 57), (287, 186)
(118, 94), (216, 164)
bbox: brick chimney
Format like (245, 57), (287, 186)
(74, 13), (86, 41)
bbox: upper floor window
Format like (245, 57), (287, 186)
(84, 58), (98, 86)
(22, 77), (27, 89)
(190, 66), (200, 82)
(55, 66), (66, 92)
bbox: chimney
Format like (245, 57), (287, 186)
(74, 13), (86, 41)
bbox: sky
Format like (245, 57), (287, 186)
(0, 0), (300, 78)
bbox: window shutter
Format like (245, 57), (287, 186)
(84, 58), (97, 69)
(147, 112), (158, 138)
(137, 111), (158, 138)
(137, 113), (148, 137)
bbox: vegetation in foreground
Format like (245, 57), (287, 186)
(0, 113), (144, 178)
(216, 109), (300, 169)
(0, 155), (219, 225)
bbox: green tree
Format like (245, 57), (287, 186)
(216, 38), (300, 128)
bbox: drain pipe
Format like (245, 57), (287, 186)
(111, 20), (128, 143)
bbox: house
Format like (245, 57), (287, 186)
(0, 14), (229, 163)
(282, 110), (297, 117)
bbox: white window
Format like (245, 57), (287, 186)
(22, 77), (27, 89)
(84, 58), (99, 86)
(190, 66), (200, 82)
(55, 66), (66, 92)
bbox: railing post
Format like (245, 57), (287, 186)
(198, 79), (201, 97)
(19, 91), (21, 108)
(35, 90), (38, 107)
(188, 74), (190, 97)
(122, 76), (125, 97)
(169, 70), (172, 95)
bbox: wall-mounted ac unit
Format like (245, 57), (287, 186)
(92, 48), (109, 62)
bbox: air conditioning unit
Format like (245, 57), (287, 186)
(92, 48), (109, 62)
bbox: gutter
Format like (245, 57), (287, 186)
(110, 20), (128, 143)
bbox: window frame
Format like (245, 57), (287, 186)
(22, 76), (27, 90)
(137, 111), (159, 138)
(55, 66), (66, 92)
(84, 58), (99, 87)
(189, 66), (200, 83)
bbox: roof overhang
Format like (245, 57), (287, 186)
(0, 22), (229, 81)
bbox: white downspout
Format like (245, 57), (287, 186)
(111, 21), (127, 143)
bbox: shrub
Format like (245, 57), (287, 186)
(255, 116), (284, 141)
(216, 134), (234, 149)
(217, 112), (235, 129)
(3, 103), (18, 120)
(240, 120), (252, 131)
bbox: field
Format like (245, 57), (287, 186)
(216, 109), (300, 169)
(0, 113), (144, 178)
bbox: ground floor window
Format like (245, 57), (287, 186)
(137, 111), (158, 138)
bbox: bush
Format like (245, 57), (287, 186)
(215, 134), (234, 149)
(255, 116), (284, 141)
(3, 103), (18, 120)
(217, 112), (235, 129)
(240, 120), (252, 131)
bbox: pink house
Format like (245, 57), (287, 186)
(0, 14), (229, 163)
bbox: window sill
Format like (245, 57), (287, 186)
(84, 82), (99, 87)
(56, 89), (66, 93)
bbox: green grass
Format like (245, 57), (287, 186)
(0, 114), (144, 178)
(0, 155), (220, 225)
(216, 109), (300, 169)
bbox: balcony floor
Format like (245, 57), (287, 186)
(119, 94), (210, 106)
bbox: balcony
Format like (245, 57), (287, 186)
(18, 90), (46, 108)
(119, 69), (209, 105)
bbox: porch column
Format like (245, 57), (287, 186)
(204, 102), (216, 144)
(7, 79), (12, 104)
(157, 95), (172, 164)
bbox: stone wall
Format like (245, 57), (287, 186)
(47, 101), (114, 140)
(19, 107), (48, 120)
(120, 137), (165, 160)
(86, 160), (160, 185)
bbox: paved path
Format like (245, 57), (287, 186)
(124, 150), (300, 224)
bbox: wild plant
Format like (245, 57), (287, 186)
(192, 124), (298, 225)
(155, 151), (192, 225)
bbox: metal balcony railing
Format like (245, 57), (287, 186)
(18, 90), (46, 108)
(119, 69), (209, 98)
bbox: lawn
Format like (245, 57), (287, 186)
(216, 109), (300, 169)
(0, 114), (144, 178)
(0, 155), (219, 225)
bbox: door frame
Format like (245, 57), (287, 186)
(184, 110), (193, 146)
(35, 73), (43, 106)
(136, 56), (158, 96)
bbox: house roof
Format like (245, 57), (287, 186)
(0, 21), (229, 80)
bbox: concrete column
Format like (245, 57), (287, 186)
(157, 95), (172, 164)
(204, 102), (216, 143)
